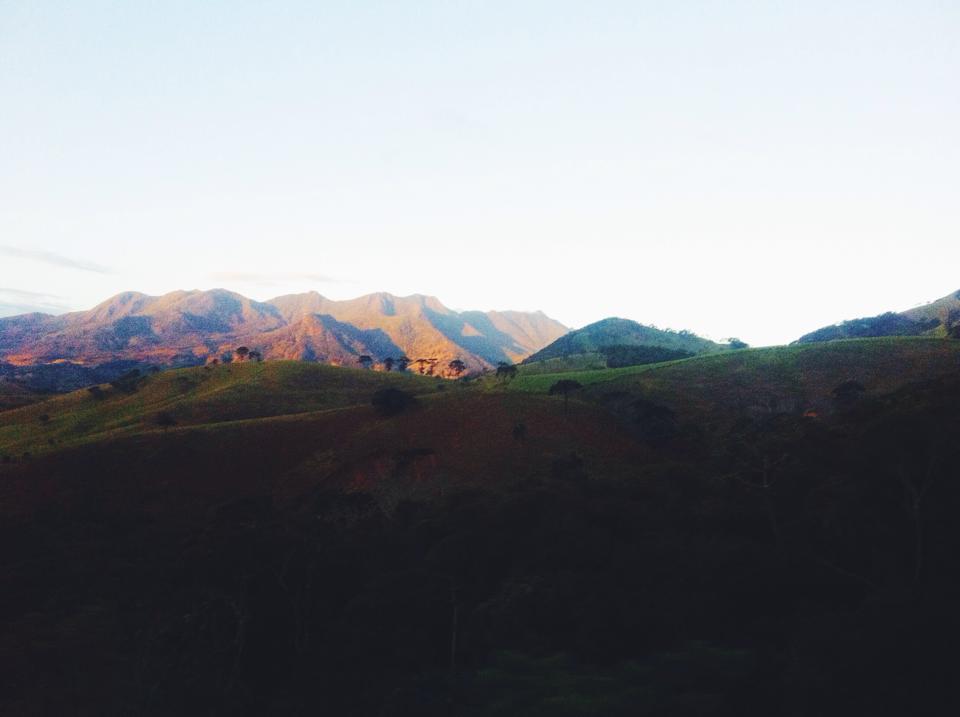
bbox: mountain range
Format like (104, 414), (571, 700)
(0, 289), (568, 376)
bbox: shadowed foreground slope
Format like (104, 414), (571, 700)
(3, 340), (960, 716)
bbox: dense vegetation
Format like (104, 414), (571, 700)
(795, 288), (960, 343)
(523, 317), (724, 365)
(2, 340), (960, 715)
(794, 311), (940, 343)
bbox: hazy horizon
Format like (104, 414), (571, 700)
(2, 1), (958, 346)
(2, 279), (959, 348)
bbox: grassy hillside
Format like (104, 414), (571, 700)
(0, 361), (436, 459)
(4, 336), (960, 715)
(0, 381), (41, 411)
(9, 338), (957, 463)
(523, 317), (724, 365)
(508, 338), (960, 427)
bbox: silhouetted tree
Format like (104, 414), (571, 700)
(414, 358), (430, 375)
(371, 388), (416, 417)
(358, 355), (373, 370)
(549, 379), (582, 411)
(235, 346), (250, 362)
(248, 350), (263, 363)
(448, 359), (466, 377)
(726, 338), (749, 350)
(397, 356), (411, 372)
(383, 357), (395, 372)
(496, 362), (518, 382)
(426, 358), (439, 376)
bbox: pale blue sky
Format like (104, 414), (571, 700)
(1, 1), (958, 345)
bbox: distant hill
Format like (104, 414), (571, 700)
(795, 289), (960, 343)
(0, 289), (567, 383)
(522, 317), (728, 367)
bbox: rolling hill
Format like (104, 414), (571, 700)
(4, 337), (960, 715)
(522, 317), (730, 369)
(795, 288), (960, 343)
(0, 289), (568, 383)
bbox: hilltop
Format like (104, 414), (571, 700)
(522, 317), (729, 369)
(0, 289), (568, 384)
(795, 288), (960, 343)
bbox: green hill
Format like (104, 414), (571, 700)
(796, 288), (960, 342)
(523, 317), (728, 369)
(510, 337), (960, 428)
(0, 361), (435, 459)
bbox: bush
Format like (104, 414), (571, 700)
(110, 369), (143, 394)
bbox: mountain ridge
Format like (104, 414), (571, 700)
(0, 289), (568, 376)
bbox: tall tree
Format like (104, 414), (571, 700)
(448, 359), (466, 377)
(235, 346), (249, 362)
(548, 379), (582, 412)
(383, 357), (395, 372)
(358, 355), (373, 370)
(496, 362), (518, 382)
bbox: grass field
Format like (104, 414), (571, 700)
(511, 337), (960, 393)
(4, 337), (959, 466)
(0, 361), (438, 458)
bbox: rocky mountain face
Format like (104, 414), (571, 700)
(0, 289), (568, 377)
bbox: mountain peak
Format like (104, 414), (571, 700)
(1, 289), (567, 371)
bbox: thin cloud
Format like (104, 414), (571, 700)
(0, 302), (66, 317)
(0, 245), (113, 274)
(0, 288), (70, 316)
(0, 287), (64, 302)
(208, 271), (348, 287)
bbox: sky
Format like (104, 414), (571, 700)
(1, 0), (958, 346)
